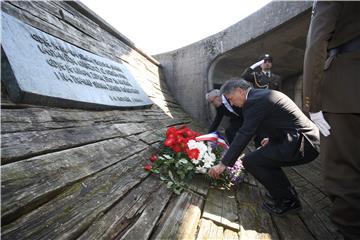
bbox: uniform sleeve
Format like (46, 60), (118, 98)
(303, 2), (343, 112)
(241, 68), (255, 84)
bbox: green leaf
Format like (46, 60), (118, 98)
(167, 181), (174, 188)
(168, 170), (175, 182)
(173, 188), (182, 195)
(152, 169), (160, 174)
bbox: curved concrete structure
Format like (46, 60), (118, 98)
(155, 1), (312, 127)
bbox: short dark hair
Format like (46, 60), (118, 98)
(220, 79), (251, 95)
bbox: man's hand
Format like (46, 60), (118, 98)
(208, 163), (227, 179)
(261, 138), (269, 146)
(250, 59), (264, 69)
(309, 111), (331, 137)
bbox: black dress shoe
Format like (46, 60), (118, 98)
(262, 198), (302, 216)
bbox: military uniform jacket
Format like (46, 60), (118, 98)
(221, 89), (320, 167)
(241, 68), (282, 90)
(303, 1), (360, 113)
(208, 104), (243, 133)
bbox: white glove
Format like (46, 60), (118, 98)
(309, 111), (331, 137)
(250, 59), (264, 69)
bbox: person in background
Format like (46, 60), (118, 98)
(208, 79), (320, 216)
(303, 2), (360, 239)
(241, 53), (282, 91)
(206, 89), (243, 144)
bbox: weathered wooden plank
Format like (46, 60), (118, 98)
(1, 137), (148, 222)
(150, 191), (204, 240)
(290, 157), (325, 192)
(76, 175), (171, 240)
(224, 229), (239, 240)
(51, 1), (101, 31)
(236, 183), (279, 240)
(1, 106), (189, 133)
(118, 183), (172, 240)
(203, 187), (239, 231)
(187, 174), (210, 197)
(285, 167), (337, 238)
(1, 149), (152, 240)
(298, 197), (336, 240)
(1, 123), (151, 164)
(8, 1), (63, 30)
(196, 218), (224, 240)
(270, 213), (316, 240)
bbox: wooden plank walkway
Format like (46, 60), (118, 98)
(143, 157), (339, 240)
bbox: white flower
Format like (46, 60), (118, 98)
(192, 159), (200, 165)
(196, 166), (207, 174)
(187, 140), (198, 149)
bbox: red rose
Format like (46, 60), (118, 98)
(186, 148), (200, 160)
(149, 154), (157, 162)
(166, 127), (177, 137)
(164, 138), (175, 147)
(184, 129), (194, 137)
(144, 164), (152, 171)
(176, 136), (186, 144)
(172, 145), (182, 153)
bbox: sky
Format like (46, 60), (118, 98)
(82, 0), (272, 55)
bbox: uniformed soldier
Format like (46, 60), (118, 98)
(241, 54), (282, 91)
(303, 2), (360, 239)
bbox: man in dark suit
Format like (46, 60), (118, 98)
(206, 89), (243, 144)
(241, 54), (282, 148)
(208, 79), (320, 216)
(303, 2), (360, 239)
(241, 54), (282, 91)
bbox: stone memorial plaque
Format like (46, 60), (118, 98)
(1, 12), (152, 108)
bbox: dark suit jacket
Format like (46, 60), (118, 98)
(208, 104), (243, 133)
(241, 68), (282, 91)
(303, 1), (360, 113)
(221, 89), (320, 167)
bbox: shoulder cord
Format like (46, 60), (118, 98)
(253, 72), (269, 89)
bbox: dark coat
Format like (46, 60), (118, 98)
(208, 104), (243, 133)
(221, 89), (320, 167)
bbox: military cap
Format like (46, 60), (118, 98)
(259, 53), (273, 62)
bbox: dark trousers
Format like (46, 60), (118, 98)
(242, 136), (318, 200)
(323, 113), (360, 240)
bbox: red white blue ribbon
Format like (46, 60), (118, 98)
(195, 132), (229, 149)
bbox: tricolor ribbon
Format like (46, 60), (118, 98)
(195, 132), (229, 150)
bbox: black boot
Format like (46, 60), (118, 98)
(262, 187), (302, 216)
